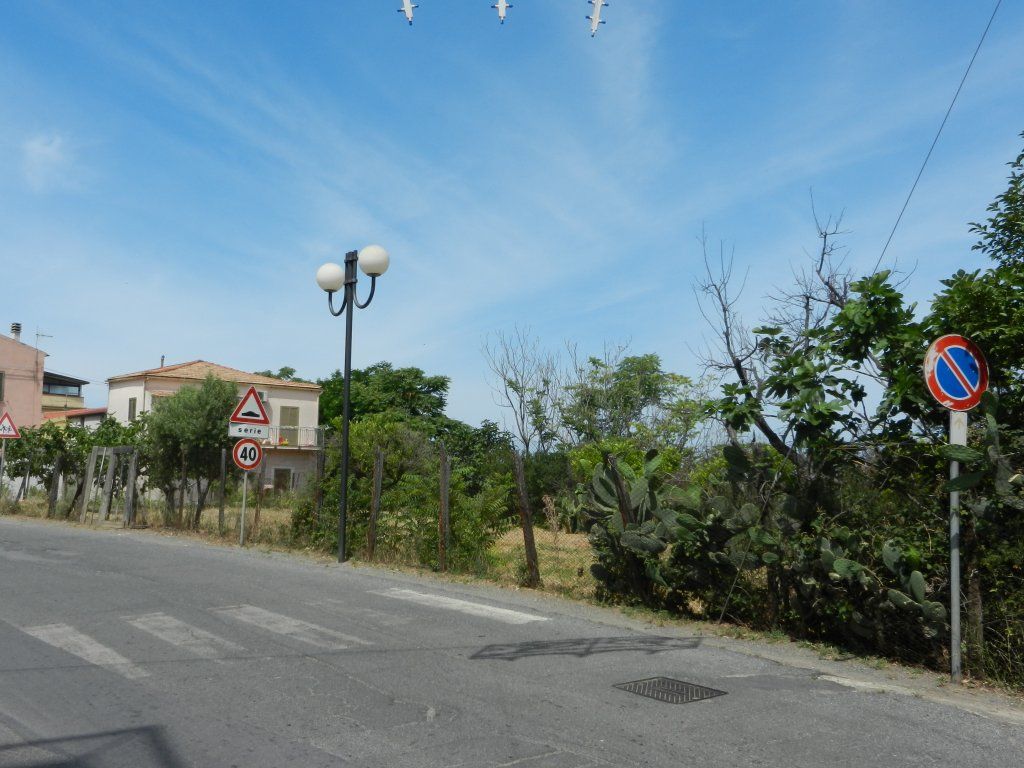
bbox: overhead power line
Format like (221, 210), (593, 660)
(874, 0), (1003, 273)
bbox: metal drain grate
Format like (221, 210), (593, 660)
(615, 677), (726, 704)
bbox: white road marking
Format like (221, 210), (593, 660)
(818, 675), (911, 696)
(374, 588), (549, 625)
(125, 612), (243, 659)
(212, 605), (371, 650)
(307, 600), (413, 627)
(21, 623), (149, 680)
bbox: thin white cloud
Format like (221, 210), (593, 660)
(22, 133), (75, 192)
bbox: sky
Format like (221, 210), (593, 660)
(2, 1), (1023, 427)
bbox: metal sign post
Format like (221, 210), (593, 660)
(232, 438), (262, 547)
(923, 334), (988, 684)
(948, 410), (968, 684)
(239, 470), (249, 546)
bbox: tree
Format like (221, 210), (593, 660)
(483, 327), (559, 455)
(559, 347), (705, 452)
(253, 366), (309, 382)
(318, 362), (449, 427)
(144, 375), (237, 526)
(928, 265), (1024, 430)
(970, 131), (1024, 266)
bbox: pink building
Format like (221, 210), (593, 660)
(0, 323), (45, 429)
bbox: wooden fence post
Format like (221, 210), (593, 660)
(177, 450), (187, 528)
(218, 447), (227, 534)
(47, 454), (63, 518)
(99, 451), (119, 520)
(124, 449), (139, 527)
(252, 461), (266, 539)
(367, 447), (383, 560)
(438, 444), (450, 572)
(314, 447), (326, 526)
(513, 452), (541, 588)
(78, 446), (100, 522)
(19, 451), (32, 501)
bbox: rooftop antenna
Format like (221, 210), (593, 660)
(34, 328), (52, 393)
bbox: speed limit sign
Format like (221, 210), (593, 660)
(232, 438), (263, 471)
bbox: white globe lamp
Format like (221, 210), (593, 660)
(358, 244), (390, 277)
(316, 262), (345, 293)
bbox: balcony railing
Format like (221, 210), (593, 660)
(262, 426), (324, 449)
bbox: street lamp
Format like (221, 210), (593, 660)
(316, 244), (390, 562)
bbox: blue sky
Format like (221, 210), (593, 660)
(2, 1), (1022, 426)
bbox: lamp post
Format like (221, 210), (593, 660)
(316, 245), (390, 562)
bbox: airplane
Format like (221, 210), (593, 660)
(587, 0), (607, 37)
(492, 0), (512, 24)
(398, 0), (417, 25)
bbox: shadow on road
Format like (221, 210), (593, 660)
(0, 725), (184, 768)
(470, 635), (702, 661)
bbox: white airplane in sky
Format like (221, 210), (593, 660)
(398, 0), (417, 25)
(492, 0), (512, 24)
(587, 0), (607, 37)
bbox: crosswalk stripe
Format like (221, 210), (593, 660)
(374, 588), (549, 625)
(212, 605), (371, 650)
(21, 623), (149, 680)
(125, 613), (243, 659)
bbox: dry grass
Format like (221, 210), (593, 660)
(486, 527), (596, 600)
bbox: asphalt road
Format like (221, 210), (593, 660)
(0, 518), (1021, 768)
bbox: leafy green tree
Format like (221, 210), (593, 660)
(970, 131), (1024, 266)
(318, 362), (449, 426)
(560, 352), (706, 452)
(927, 265), (1024, 429)
(144, 375), (237, 526)
(253, 366), (309, 382)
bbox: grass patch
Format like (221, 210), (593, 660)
(484, 528), (595, 600)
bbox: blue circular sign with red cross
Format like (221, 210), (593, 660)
(923, 334), (989, 412)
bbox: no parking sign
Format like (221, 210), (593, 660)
(923, 333), (990, 686)
(923, 334), (989, 411)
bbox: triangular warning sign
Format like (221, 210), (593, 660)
(0, 412), (21, 439)
(230, 386), (270, 425)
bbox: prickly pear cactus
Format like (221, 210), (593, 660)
(584, 450), (699, 605)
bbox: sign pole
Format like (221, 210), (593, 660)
(239, 470), (249, 547)
(924, 334), (987, 685)
(949, 410), (967, 683)
(0, 438), (6, 500)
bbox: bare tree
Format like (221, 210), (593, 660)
(483, 327), (560, 455)
(694, 212), (854, 461)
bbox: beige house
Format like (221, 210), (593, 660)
(106, 360), (323, 492)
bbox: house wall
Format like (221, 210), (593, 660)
(107, 380), (148, 423)
(107, 377), (320, 430)
(42, 393), (87, 412)
(0, 336), (45, 428)
(259, 448), (318, 492)
(106, 374), (321, 491)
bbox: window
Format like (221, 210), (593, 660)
(43, 383), (82, 397)
(279, 406), (299, 445)
(0, 371), (5, 402)
(273, 468), (293, 493)
(128, 397), (137, 422)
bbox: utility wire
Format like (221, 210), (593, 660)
(874, 0), (1003, 273)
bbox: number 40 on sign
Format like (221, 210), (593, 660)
(232, 438), (263, 472)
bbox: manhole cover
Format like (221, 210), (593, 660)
(615, 677), (725, 704)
